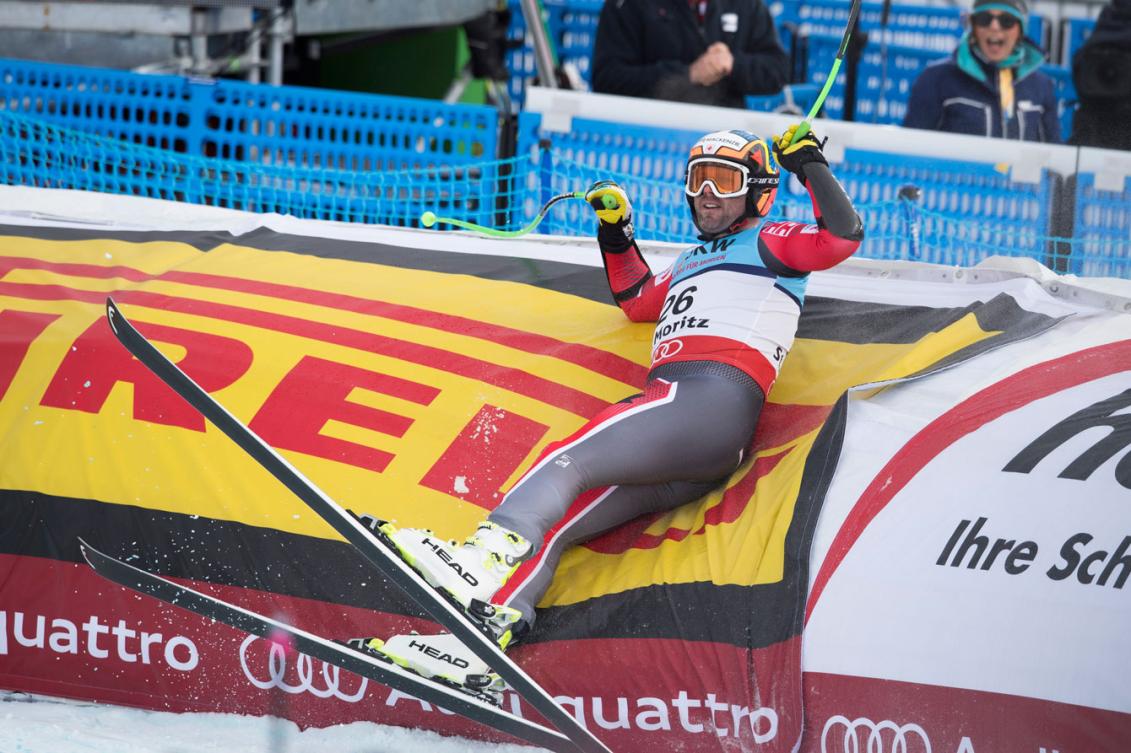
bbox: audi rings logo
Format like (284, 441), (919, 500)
(653, 339), (684, 361)
(821, 715), (932, 753)
(239, 635), (367, 702)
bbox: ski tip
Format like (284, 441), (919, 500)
(105, 297), (120, 334)
(76, 537), (110, 571)
(76, 537), (96, 565)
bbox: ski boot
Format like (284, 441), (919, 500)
(345, 632), (505, 706)
(356, 513), (531, 648)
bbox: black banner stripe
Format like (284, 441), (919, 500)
(2, 489), (792, 648)
(1, 489), (426, 621)
(0, 223), (616, 304)
(798, 292), (1062, 345)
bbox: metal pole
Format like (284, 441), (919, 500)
(518, 0), (558, 89)
(246, 11), (263, 84)
(190, 8), (210, 77)
(267, 7), (288, 86)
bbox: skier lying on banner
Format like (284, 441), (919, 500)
(349, 124), (864, 697)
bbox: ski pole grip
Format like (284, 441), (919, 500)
(790, 120), (813, 146)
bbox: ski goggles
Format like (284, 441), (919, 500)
(685, 158), (776, 199)
(971, 10), (1021, 29)
(685, 158), (750, 198)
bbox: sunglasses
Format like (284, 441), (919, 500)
(971, 11), (1021, 29)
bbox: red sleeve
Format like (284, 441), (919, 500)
(617, 265), (671, 321)
(599, 236), (670, 322)
(759, 181), (862, 273)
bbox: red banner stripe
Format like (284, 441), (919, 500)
(0, 281), (611, 417)
(0, 310), (59, 400)
(0, 255), (647, 385)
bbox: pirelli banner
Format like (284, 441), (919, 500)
(0, 191), (1128, 752)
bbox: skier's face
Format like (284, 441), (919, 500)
(971, 11), (1022, 63)
(693, 184), (747, 235)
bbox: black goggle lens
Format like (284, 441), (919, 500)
(972, 11), (1020, 29)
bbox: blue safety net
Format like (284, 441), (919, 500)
(0, 58), (503, 228)
(513, 112), (1081, 268)
(0, 108), (522, 228)
(1073, 173), (1131, 278)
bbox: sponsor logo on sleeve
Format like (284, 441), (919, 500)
(761, 222), (802, 238)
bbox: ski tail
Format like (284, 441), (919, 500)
(77, 538), (577, 753)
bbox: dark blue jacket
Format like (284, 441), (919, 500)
(903, 37), (1061, 143)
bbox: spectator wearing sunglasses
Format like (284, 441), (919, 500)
(903, 0), (1060, 142)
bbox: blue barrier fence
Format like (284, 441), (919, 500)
(1061, 17), (1096, 65)
(0, 108), (522, 227)
(1074, 173), (1131, 278)
(785, 0), (963, 50)
(781, 0), (1047, 50)
(0, 59), (1128, 277)
(514, 112), (705, 241)
(0, 58), (502, 227)
(515, 112), (1056, 263)
(506, 0), (603, 104)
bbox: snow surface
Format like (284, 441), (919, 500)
(0, 692), (545, 753)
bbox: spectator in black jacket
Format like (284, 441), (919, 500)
(1068, 0), (1131, 150)
(591, 0), (789, 108)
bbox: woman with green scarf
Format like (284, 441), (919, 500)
(903, 0), (1061, 142)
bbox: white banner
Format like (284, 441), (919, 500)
(807, 308), (1131, 717)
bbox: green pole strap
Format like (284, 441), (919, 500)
(421, 191), (585, 238)
(789, 0), (863, 146)
(793, 57), (843, 144)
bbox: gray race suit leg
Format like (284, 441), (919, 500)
(498, 477), (723, 627)
(487, 364), (764, 626)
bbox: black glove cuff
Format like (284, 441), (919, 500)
(596, 219), (633, 249)
(781, 148), (827, 178)
(797, 153), (829, 184)
(775, 134), (829, 183)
